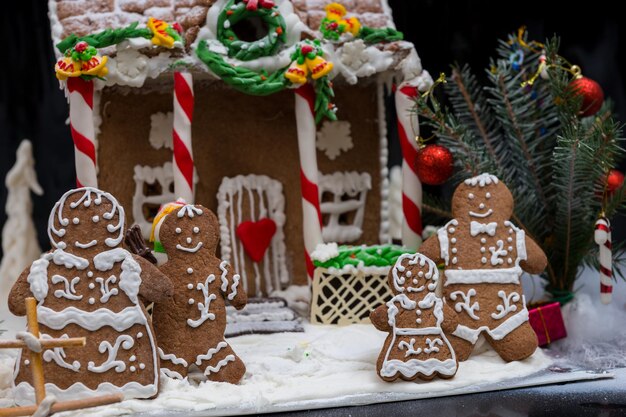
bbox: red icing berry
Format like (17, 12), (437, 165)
(75, 41), (88, 52)
(172, 22), (183, 34)
(300, 44), (314, 55)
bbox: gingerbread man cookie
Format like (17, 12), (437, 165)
(370, 253), (457, 382)
(8, 187), (172, 405)
(150, 203), (248, 383)
(420, 173), (547, 362)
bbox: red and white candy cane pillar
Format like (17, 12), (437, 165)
(594, 217), (613, 304)
(395, 81), (423, 250)
(67, 78), (98, 188)
(295, 84), (324, 280)
(172, 72), (195, 203)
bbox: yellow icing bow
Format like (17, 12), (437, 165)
(321, 2), (361, 39)
(148, 17), (182, 48)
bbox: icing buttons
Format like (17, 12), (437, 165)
(89, 283), (95, 289)
(451, 248), (457, 254)
(481, 257), (487, 264)
(187, 283), (194, 289)
(72, 217), (80, 224)
(88, 297), (95, 305)
(468, 193), (475, 200)
(87, 271), (93, 278)
(175, 228), (182, 234)
(449, 227), (455, 233)
(481, 238), (487, 244)
(451, 238), (457, 244)
(193, 227), (200, 234)
(137, 332), (143, 338)
(188, 298), (195, 305)
(187, 268), (193, 274)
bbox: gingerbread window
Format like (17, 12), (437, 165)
(132, 162), (176, 239)
(319, 171), (371, 243)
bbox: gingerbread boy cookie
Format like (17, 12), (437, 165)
(370, 253), (457, 382)
(8, 187), (172, 405)
(420, 173), (547, 362)
(150, 202), (248, 383)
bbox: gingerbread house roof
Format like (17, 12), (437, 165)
(48, 0), (428, 88)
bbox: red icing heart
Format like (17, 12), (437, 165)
(236, 218), (277, 263)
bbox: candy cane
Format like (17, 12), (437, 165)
(594, 217), (613, 304)
(67, 78), (97, 188)
(395, 82), (422, 250)
(172, 72), (195, 203)
(294, 84), (323, 279)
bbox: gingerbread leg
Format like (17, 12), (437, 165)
(159, 357), (189, 380)
(197, 341), (246, 384)
(446, 333), (474, 362)
(486, 322), (538, 362)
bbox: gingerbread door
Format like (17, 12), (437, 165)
(217, 175), (289, 297)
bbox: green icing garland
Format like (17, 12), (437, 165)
(313, 245), (410, 269)
(56, 22), (153, 54)
(357, 26), (404, 44)
(217, 0), (287, 61)
(196, 40), (288, 96)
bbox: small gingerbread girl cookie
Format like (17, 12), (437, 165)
(420, 173), (547, 362)
(370, 253), (457, 382)
(8, 187), (172, 405)
(150, 202), (248, 383)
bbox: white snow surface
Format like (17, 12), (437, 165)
(0, 322), (550, 415)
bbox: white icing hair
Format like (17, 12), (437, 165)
(177, 204), (203, 218)
(48, 187), (125, 250)
(391, 253), (439, 293)
(464, 173), (500, 187)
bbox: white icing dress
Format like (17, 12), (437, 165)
(380, 293), (457, 380)
(438, 219), (530, 344)
(11, 248), (159, 405)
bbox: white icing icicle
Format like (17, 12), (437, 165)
(464, 173), (499, 187)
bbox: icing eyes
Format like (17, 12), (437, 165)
(486, 192), (491, 199)
(72, 217), (80, 224)
(468, 193), (475, 200)
(175, 228), (182, 234)
(92, 216), (99, 223)
(193, 227), (200, 234)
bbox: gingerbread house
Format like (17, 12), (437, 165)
(48, 0), (432, 299)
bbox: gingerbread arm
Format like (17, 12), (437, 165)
(133, 254), (173, 303)
(418, 235), (443, 265)
(370, 304), (391, 332)
(441, 300), (459, 334)
(218, 260), (247, 310)
(519, 236), (548, 275)
(8, 265), (35, 316)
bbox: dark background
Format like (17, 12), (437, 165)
(1, 0), (625, 255)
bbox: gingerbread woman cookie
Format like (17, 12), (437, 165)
(150, 202), (248, 383)
(370, 253), (457, 382)
(420, 173), (547, 362)
(8, 187), (172, 405)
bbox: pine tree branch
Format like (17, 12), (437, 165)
(451, 68), (500, 165)
(496, 73), (550, 216)
(423, 203), (452, 219)
(559, 139), (578, 289)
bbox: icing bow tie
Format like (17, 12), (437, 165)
(470, 221), (497, 236)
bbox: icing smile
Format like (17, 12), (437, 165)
(176, 242), (203, 253)
(469, 209), (493, 218)
(75, 240), (97, 249)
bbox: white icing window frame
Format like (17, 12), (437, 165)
(318, 171), (372, 243)
(132, 162), (176, 240)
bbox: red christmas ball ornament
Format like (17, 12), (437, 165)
(569, 76), (604, 117)
(415, 144), (454, 185)
(606, 169), (624, 194)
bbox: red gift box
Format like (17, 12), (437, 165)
(528, 302), (567, 346)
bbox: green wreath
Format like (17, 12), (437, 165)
(217, 0), (287, 61)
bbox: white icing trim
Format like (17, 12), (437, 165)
(444, 267), (523, 286)
(187, 274), (217, 328)
(161, 368), (184, 380)
(93, 248), (142, 303)
(449, 289), (480, 320)
(176, 242), (203, 253)
(464, 173), (499, 187)
(452, 300), (529, 344)
(378, 78), (391, 243)
(310, 242), (339, 263)
(390, 253), (438, 293)
(178, 204), (203, 218)
(51, 275), (82, 301)
(437, 219), (458, 266)
(318, 171), (371, 243)
(204, 355), (235, 375)
(47, 188), (125, 250)
(37, 305), (148, 331)
(217, 175), (289, 296)
(13, 380), (156, 405)
(88, 335), (134, 373)
(195, 341), (227, 366)
(491, 291), (521, 320)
